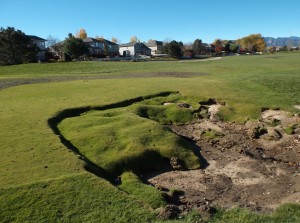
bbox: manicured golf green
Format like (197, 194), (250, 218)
(1, 52), (300, 222)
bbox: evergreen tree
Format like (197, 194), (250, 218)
(192, 39), (203, 55)
(165, 41), (183, 59)
(63, 34), (88, 60)
(229, 44), (239, 53)
(0, 27), (38, 65)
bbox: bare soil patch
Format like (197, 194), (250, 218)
(179, 57), (223, 63)
(0, 72), (205, 90)
(145, 103), (300, 214)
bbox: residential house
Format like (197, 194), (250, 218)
(83, 38), (119, 57)
(145, 40), (163, 55)
(49, 40), (64, 58)
(202, 43), (215, 54)
(119, 42), (151, 57)
(101, 39), (119, 57)
(83, 38), (105, 56)
(27, 35), (46, 61)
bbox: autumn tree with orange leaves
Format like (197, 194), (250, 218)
(76, 29), (87, 39)
(236, 34), (266, 52)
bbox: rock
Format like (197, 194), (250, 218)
(177, 102), (191, 108)
(170, 157), (185, 171)
(246, 122), (267, 139)
(199, 108), (210, 119)
(267, 128), (282, 140)
(241, 148), (264, 160)
(197, 204), (216, 217)
(157, 205), (180, 220)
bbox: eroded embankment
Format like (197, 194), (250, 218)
(47, 91), (180, 180)
(48, 92), (300, 218)
(146, 100), (300, 216)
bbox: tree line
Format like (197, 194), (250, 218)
(0, 26), (269, 65)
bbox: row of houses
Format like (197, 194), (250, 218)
(27, 35), (165, 60)
(83, 38), (164, 57)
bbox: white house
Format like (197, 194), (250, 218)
(119, 42), (151, 57)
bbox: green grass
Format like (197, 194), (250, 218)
(0, 173), (155, 223)
(153, 204), (300, 223)
(57, 95), (200, 177)
(1, 51), (300, 222)
(118, 171), (167, 209)
(201, 129), (224, 139)
(284, 124), (298, 134)
(210, 204), (300, 223)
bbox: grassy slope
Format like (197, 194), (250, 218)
(57, 95), (200, 208)
(1, 52), (300, 222)
(0, 173), (155, 222)
(58, 95), (200, 176)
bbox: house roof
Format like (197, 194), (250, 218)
(83, 37), (119, 46)
(145, 40), (163, 47)
(27, 35), (46, 41)
(82, 37), (102, 43)
(119, 42), (137, 47)
(120, 42), (151, 50)
(103, 39), (118, 46)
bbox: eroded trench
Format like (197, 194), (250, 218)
(48, 92), (300, 216)
(146, 99), (300, 215)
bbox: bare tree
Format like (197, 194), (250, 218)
(46, 35), (60, 48)
(111, 37), (119, 43)
(95, 35), (104, 39)
(130, 36), (137, 43)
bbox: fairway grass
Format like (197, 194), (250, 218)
(1, 52), (300, 222)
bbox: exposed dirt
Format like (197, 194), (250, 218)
(145, 102), (300, 214)
(0, 72), (205, 90)
(179, 57), (223, 63)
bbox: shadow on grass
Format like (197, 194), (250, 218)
(176, 133), (209, 169)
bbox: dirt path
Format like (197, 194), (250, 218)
(179, 57), (222, 63)
(145, 103), (300, 213)
(0, 72), (205, 90)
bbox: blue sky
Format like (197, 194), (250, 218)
(1, 0), (300, 43)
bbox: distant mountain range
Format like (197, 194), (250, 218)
(264, 36), (300, 47)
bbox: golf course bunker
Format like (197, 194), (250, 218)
(145, 103), (300, 213)
(49, 93), (300, 215)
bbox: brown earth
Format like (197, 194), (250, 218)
(145, 103), (300, 214)
(0, 72), (205, 90)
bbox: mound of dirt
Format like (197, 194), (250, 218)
(145, 104), (300, 214)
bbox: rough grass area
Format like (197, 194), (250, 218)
(1, 52), (300, 222)
(210, 204), (300, 223)
(0, 173), (155, 223)
(118, 171), (167, 209)
(153, 204), (300, 223)
(57, 94), (200, 178)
